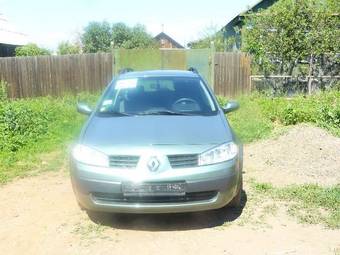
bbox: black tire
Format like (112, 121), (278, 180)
(228, 174), (243, 208)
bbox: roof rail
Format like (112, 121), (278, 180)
(119, 68), (134, 75)
(187, 67), (199, 74)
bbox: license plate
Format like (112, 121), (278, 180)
(122, 182), (186, 196)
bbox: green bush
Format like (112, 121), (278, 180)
(219, 90), (340, 140)
(279, 104), (316, 125)
(0, 93), (99, 156)
(0, 92), (100, 183)
(15, 43), (51, 57)
(258, 91), (340, 135)
(319, 103), (340, 130)
(0, 102), (51, 151)
(0, 80), (8, 101)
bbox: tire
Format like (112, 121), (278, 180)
(228, 174), (243, 208)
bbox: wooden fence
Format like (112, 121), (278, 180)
(0, 53), (113, 98)
(214, 52), (251, 97)
(0, 51), (251, 98)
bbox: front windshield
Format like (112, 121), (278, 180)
(97, 76), (217, 116)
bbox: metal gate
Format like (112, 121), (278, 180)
(113, 48), (214, 86)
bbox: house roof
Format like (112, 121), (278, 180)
(223, 0), (277, 31)
(0, 13), (28, 45)
(154, 32), (185, 49)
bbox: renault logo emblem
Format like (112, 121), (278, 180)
(147, 157), (160, 172)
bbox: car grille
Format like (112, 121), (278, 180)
(92, 191), (217, 204)
(167, 154), (199, 168)
(109, 155), (139, 168)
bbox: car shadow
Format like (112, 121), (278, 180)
(86, 190), (247, 231)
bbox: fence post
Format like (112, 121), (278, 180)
(210, 42), (215, 91)
(307, 54), (313, 95)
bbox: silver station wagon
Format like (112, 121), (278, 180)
(70, 69), (243, 213)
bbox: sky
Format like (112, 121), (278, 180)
(0, 0), (258, 50)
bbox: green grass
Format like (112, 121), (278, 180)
(218, 95), (274, 143)
(218, 90), (340, 142)
(0, 90), (339, 184)
(251, 181), (340, 228)
(0, 93), (99, 184)
(256, 90), (340, 136)
(72, 221), (109, 240)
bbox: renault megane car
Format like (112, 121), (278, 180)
(70, 69), (243, 213)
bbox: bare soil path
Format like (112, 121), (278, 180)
(0, 125), (339, 255)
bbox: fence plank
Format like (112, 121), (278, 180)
(0, 53), (113, 98)
(0, 51), (249, 98)
(214, 52), (251, 97)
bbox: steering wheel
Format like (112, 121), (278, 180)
(172, 98), (198, 108)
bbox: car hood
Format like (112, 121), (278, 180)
(81, 114), (232, 148)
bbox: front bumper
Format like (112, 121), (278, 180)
(70, 158), (241, 213)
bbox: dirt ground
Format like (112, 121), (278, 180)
(245, 124), (340, 186)
(0, 125), (339, 255)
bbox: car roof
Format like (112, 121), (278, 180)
(118, 70), (199, 79)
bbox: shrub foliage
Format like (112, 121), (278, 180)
(0, 94), (98, 154)
(257, 91), (340, 134)
(219, 91), (340, 141)
(15, 43), (51, 57)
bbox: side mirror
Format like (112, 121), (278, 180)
(222, 101), (239, 114)
(77, 102), (92, 115)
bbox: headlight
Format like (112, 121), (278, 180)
(198, 142), (238, 166)
(72, 144), (109, 167)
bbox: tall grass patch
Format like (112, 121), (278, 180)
(258, 91), (340, 136)
(218, 90), (340, 142)
(0, 93), (99, 183)
(217, 95), (273, 143)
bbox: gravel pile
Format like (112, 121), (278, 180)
(244, 124), (340, 186)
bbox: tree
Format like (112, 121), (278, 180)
(242, 0), (339, 76)
(119, 24), (158, 49)
(81, 21), (112, 53)
(111, 22), (132, 48)
(81, 21), (157, 52)
(15, 43), (51, 56)
(187, 25), (221, 50)
(187, 25), (234, 51)
(57, 41), (81, 55)
(241, 0), (339, 93)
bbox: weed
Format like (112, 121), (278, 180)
(219, 91), (340, 141)
(0, 93), (99, 184)
(250, 180), (340, 228)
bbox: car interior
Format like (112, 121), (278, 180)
(114, 78), (211, 113)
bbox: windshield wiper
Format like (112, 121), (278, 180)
(97, 111), (132, 117)
(136, 110), (195, 116)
